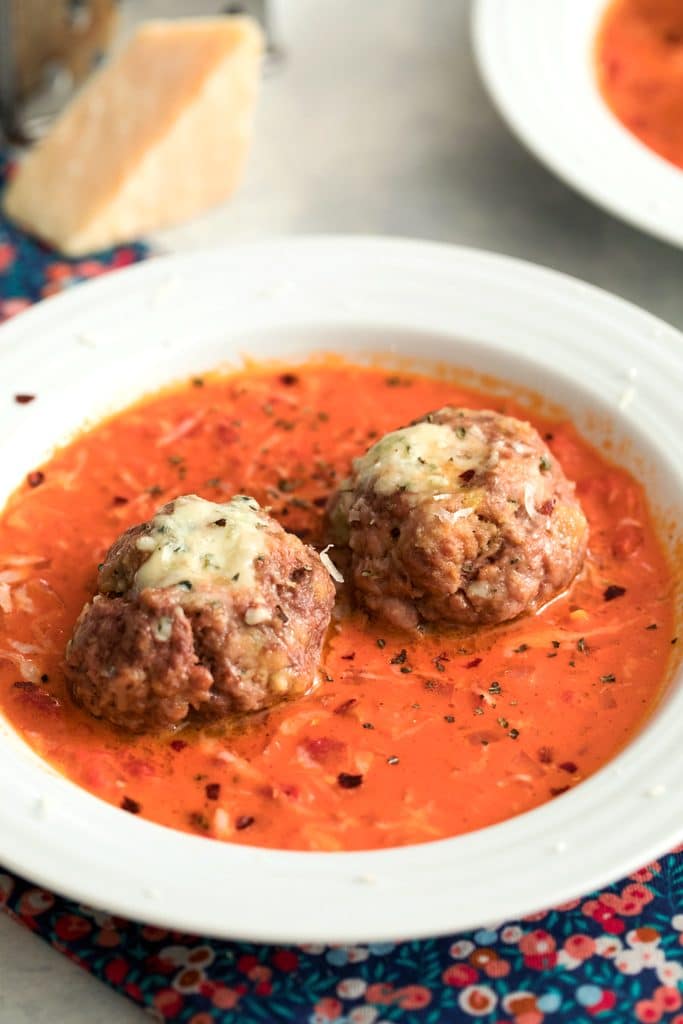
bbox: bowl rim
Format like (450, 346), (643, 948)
(0, 235), (681, 944)
(472, 0), (683, 249)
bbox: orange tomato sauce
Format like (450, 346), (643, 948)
(596, 0), (683, 170)
(0, 361), (676, 851)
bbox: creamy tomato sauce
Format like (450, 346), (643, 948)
(596, 0), (683, 169)
(0, 361), (676, 851)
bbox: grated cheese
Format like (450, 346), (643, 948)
(353, 422), (489, 498)
(320, 545), (344, 583)
(133, 494), (270, 593)
(523, 482), (537, 519)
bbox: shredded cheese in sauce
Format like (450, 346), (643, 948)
(133, 494), (269, 592)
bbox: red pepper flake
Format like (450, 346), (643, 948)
(645, 623), (658, 631)
(538, 746), (554, 764)
(550, 786), (569, 797)
(424, 679), (454, 698)
(538, 499), (555, 516)
(170, 740), (187, 752)
(303, 736), (346, 762)
(340, 653), (356, 661)
(559, 761), (578, 774)
(459, 468), (476, 483)
(14, 394), (35, 404)
(513, 644), (529, 654)
(604, 584), (626, 601)
(334, 697), (357, 715)
(112, 495), (129, 506)
(205, 783), (221, 801)
(279, 373), (299, 386)
(121, 796), (141, 814)
(216, 423), (239, 445)
(236, 815), (255, 830)
(465, 657), (482, 669)
(337, 772), (363, 789)
(13, 682), (61, 713)
(27, 470), (44, 488)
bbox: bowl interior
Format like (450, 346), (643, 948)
(1, 322), (681, 832)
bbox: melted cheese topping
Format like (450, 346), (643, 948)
(353, 421), (489, 497)
(133, 494), (269, 592)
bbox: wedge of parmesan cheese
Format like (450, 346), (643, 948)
(3, 17), (263, 255)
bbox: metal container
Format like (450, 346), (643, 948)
(0, 1), (118, 141)
(0, 0), (277, 143)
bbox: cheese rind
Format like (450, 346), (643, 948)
(3, 17), (263, 255)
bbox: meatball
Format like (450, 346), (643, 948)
(66, 494), (335, 731)
(327, 408), (588, 630)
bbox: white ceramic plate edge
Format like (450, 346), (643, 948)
(472, 0), (683, 249)
(0, 236), (680, 943)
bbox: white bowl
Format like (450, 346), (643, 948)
(472, 0), (683, 248)
(0, 237), (681, 943)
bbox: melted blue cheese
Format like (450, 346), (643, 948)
(133, 494), (269, 593)
(353, 421), (489, 498)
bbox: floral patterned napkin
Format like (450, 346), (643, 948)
(1, 154), (682, 1024)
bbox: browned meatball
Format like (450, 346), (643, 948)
(327, 408), (588, 631)
(66, 495), (335, 732)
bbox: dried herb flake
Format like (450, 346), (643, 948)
(337, 772), (363, 789)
